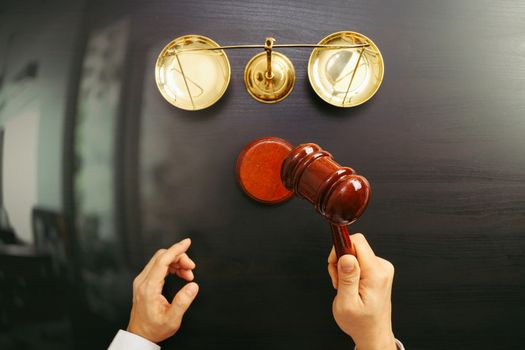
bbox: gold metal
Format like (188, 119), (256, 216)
(244, 38), (295, 104)
(155, 34), (231, 111)
(169, 43), (372, 53)
(265, 37), (276, 80)
(308, 31), (384, 107)
(155, 32), (384, 110)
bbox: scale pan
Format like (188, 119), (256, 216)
(155, 35), (231, 111)
(308, 31), (384, 108)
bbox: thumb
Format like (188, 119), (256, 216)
(168, 282), (199, 326)
(337, 254), (360, 300)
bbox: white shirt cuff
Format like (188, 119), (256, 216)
(394, 338), (405, 350)
(108, 329), (161, 350)
(354, 338), (405, 350)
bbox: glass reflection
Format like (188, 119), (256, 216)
(0, 3), (134, 347)
(73, 18), (129, 320)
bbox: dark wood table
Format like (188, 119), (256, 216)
(119, 1), (525, 349)
(3, 0), (524, 349)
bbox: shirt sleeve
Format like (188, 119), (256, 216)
(354, 338), (405, 350)
(394, 338), (405, 350)
(108, 329), (161, 350)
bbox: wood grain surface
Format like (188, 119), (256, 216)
(4, 0), (523, 349)
(122, 0), (525, 349)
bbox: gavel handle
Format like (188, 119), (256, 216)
(330, 224), (355, 259)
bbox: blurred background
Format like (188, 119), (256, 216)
(0, 0), (524, 349)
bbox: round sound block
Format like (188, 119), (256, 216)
(236, 137), (293, 204)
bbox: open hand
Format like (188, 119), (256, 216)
(127, 238), (199, 343)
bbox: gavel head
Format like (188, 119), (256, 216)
(281, 143), (370, 225)
(236, 137), (371, 226)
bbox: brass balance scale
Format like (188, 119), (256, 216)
(155, 31), (384, 111)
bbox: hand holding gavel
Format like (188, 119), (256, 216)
(237, 142), (397, 349)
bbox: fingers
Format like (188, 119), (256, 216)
(336, 254), (361, 300)
(327, 247), (338, 289)
(146, 238), (192, 284)
(168, 282), (199, 328)
(169, 266), (195, 281)
(176, 269), (195, 281)
(351, 234), (396, 288)
(327, 233), (375, 294)
(169, 253), (196, 270)
(134, 248), (167, 287)
(328, 263), (338, 289)
(128, 238), (199, 343)
(350, 233), (377, 272)
(137, 240), (195, 284)
(328, 246), (337, 264)
(328, 233), (375, 267)
(375, 257), (395, 290)
(167, 253), (196, 281)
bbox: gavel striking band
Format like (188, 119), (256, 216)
(236, 137), (371, 259)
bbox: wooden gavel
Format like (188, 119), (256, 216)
(237, 137), (371, 258)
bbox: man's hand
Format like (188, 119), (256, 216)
(327, 233), (396, 350)
(127, 238), (199, 343)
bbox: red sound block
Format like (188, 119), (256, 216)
(236, 137), (293, 204)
